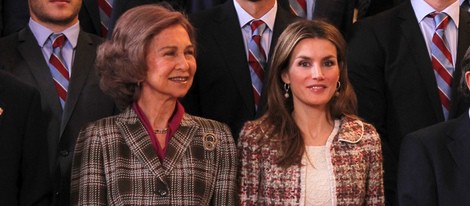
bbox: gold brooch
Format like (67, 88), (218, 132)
(202, 133), (218, 151)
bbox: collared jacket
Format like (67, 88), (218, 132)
(71, 107), (237, 205)
(238, 116), (384, 205)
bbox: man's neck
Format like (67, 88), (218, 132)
(236, 0), (275, 19)
(425, 0), (457, 11)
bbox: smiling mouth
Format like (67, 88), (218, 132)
(169, 77), (189, 83)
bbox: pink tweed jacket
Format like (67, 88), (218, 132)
(238, 116), (384, 205)
(71, 107), (237, 205)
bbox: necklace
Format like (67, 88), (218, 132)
(154, 128), (168, 134)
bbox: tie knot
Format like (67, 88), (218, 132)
(428, 12), (450, 30)
(51, 33), (66, 49)
(250, 20), (267, 36)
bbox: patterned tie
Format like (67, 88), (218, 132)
(429, 12), (453, 120)
(49, 33), (70, 109)
(248, 20), (267, 111)
(289, 0), (307, 18)
(98, 0), (113, 37)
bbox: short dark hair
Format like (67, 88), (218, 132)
(97, 4), (195, 109)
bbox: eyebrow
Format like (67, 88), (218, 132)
(159, 44), (194, 51)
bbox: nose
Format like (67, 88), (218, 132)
(310, 64), (324, 79)
(176, 55), (190, 71)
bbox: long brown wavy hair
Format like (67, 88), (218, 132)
(263, 19), (358, 167)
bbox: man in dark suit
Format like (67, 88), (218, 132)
(0, 0), (115, 205)
(277, 0), (355, 37)
(181, 0), (297, 139)
(347, 0), (470, 204)
(398, 47), (470, 206)
(0, 70), (51, 206)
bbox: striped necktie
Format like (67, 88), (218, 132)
(248, 20), (267, 111)
(429, 12), (453, 120)
(49, 33), (70, 109)
(98, 0), (113, 37)
(289, 0), (307, 18)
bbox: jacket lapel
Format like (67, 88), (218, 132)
(162, 114), (200, 173)
(17, 28), (63, 119)
(212, 1), (255, 114)
(447, 114), (470, 174)
(82, 0), (101, 35)
(60, 31), (98, 136)
(116, 108), (165, 177)
(399, 2), (444, 121)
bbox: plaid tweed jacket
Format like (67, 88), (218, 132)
(238, 116), (384, 205)
(71, 107), (237, 205)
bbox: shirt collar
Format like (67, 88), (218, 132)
(412, 0), (460, 28)
(28, 18), (80, 48)
(233, 0), (277, 31)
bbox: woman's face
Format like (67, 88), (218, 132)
(282, 38), (340, 111)
(142, 24), (196, 100)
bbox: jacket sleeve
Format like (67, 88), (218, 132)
(397, 133), (437, 206)
(212, 123), (238, 205)
(237, 122), (261, 205)
(70, 123), (108, 206)
(365, 125), (385, 205)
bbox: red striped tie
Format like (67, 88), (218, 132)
(98, 0), (113, 37)
(49, 33), (69, 109)
(289, 0), (307, 18)
(429, 12), (453, 120)
(248, 20), (267, 111)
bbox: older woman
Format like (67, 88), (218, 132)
(70, 5), (237, 205)
(238, 20), (384, 205)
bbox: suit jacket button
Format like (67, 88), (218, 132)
(158, 189), (167, 197)
(59, 150), (69, 157)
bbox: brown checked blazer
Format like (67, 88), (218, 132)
(71, 107), (238, 205)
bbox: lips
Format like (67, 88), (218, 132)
(50, 0), (69, 3)
(169, 76), (190, 83)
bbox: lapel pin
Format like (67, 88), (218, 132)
(202, 133), (218, 151)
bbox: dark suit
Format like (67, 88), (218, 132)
(0, 70), (51, 206)
(79, 0), (102, 36)
(0, 27), (116, 206)
(277, 0), (355, 37)
(398, 113), (470, 205)
(347, 2), (470, 204)
(181, 1), (297, 139)
(0, 0), (29, 36)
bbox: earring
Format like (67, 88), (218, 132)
(335, 81), (341, 96)
(284, 83), (290, 98)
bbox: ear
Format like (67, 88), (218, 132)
(465, 71), (470, 90)
(281, 71), (290, 84)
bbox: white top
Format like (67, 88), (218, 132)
(301, 120), (340, 206)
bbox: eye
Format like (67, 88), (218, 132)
(164, 51), (177, 56)
(184, 48), (195, 56)
(323, 59), (337, 67)
(297, 61), (311, 67)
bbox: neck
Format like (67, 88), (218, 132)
(137, 93), (176, 129)
(292, 106), (334, 146)
(236, 0), (275, 19)
(424, 0), (457, 12)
